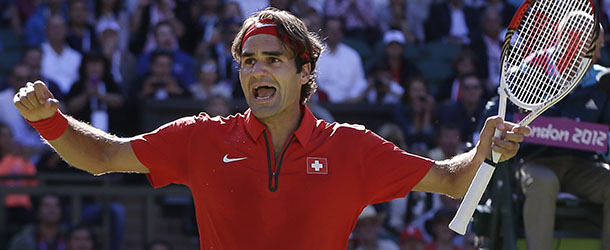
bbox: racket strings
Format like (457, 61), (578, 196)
(503, 0), (594, 108)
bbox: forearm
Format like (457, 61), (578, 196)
(432, 148), (485, 198)
(47, 115), (130, 175)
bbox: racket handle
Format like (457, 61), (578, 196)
(491, 128), (503, 162)
(448, 159), (497, 235)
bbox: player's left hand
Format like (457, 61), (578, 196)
(477, 116), (531, 162)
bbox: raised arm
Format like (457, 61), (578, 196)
(13, 80), (149, 175)
(413, 117), (530, 198)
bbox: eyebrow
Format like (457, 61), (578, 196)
(241, 51), (284, 57)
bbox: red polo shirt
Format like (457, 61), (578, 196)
(131, 106), (433, 250)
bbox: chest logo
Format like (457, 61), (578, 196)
(307, 157), (328, 175)
(223, 154), (247, 163)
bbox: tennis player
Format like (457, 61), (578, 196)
(13, 7), (529, 250)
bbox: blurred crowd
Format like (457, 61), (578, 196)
(2, 0), (610, 249)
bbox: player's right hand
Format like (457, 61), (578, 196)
(13, 80), (60, 122)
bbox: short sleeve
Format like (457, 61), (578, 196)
(359, 130), (434, 204)
(130, 116), (199, 188)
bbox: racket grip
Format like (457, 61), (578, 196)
(448, 159), (497, 235)
(491, 128), (503, 162)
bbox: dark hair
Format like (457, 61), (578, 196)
(77, 51), (112, 84)
(94, 0), (123, 19)
(66, 224), (99, 250)
(231, 7), (324, 104)
(153, 21), (174, 36)
(150, 49), (174, 64)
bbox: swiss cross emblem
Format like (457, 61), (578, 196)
(307, 157), (328, 175)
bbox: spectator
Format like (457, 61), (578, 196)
(483, 0), (516, 27)
(393, 76), (436, 157)
(0, 0), (22, 34)
(428, 124), (466, 161)
(424, 0), (482, 45)
(204, 94), (232, 117)
(22, 46), (65, 101)
(424, 208), (462, 250)
(129, 0), (184, 55)
(65, 224), (98, 250)
(189, 58), (233, 101)
(517, 42), (610, 249)
(399, 226), (426, 250)
(145, 239), (174, 250)
(438, 74), (487, 144)
(469, 8), (503, 92)
(133, 49), (189, 100)
(8, 194), (66, 250)
(324, 0), (379, 46)
(94, 0), (130, 52)
(316, 16), (368, 103)
(436, 49), (480, 104)
(96, 19), (137, 95)
(23, 0), (68, 46)
(200, 17), (242, 97)
(66, 0), (98, 53)
(0, 63), (51, 160)
(364, 30), (420, 103)
(41, 14), (82, 95)
(136, 21), (196, 87)
(376, 0), (417, 43)
(177, 0), (222, 54)
(350, 205), (400, 250)
(64, 52), (125, 134)
(0, 122), (38, 225)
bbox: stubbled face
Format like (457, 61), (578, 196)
(239, 34), (307, 120)
(67, 228), (94, 250)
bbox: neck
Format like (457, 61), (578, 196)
(50, 42), (64, 54)
(259, 106), (302, 160)
(39, 223), (58, 241)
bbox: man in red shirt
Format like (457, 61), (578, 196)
(13, 7), (529, 250)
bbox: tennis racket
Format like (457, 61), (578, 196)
(449, 0), (599, 235)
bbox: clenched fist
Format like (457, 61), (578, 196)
(13, 80), (60, 122)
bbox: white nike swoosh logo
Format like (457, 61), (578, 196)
(223, 154), (247, 163)
(255, 23), (276, 28)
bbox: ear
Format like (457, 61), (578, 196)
(300, 62), (311, 85)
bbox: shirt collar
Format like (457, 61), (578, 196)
(244, 105), (316, 146)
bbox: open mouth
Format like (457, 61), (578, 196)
(253, 85), (277, 100)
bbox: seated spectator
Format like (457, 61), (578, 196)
(65, 224), (98, 250)
(97, 19), (137, 96)
(437, 74), (487, 144)
(132, 49), (190, 100)
(189, 58), (233, 101)
(0, 0), (22, 33)
(424, 208), (462, 250)
(399, 226), (426, 250)
(176, 0), (221, 54)
(41, 14), (82, 95)
(145, 239), (174, 250)
(469, 8), (503, 91)
(8, 194), (66, 250)
(204, 94), (232, 117)
(316, 16), (368, 103)
(94, 0), (130, 52)
(324, 0), (379, 46)
(428, 124), (467, 161)
(65, 52), (125, 134)
(136, 21), (196, 87)
(22, 46), (65, 102)
(393, 76), (436, 157)
(66, 0), (98, 53)
(424, 0), (482, 45)
(376, 0), (417, 43)
(0, 122), (38, 225)
(350, 205), (400, 250)
(436, 49), (481, 104)
(0, 63), (52, 160)
(129, 0), (185, 55)
(23, 0), (68, 46)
